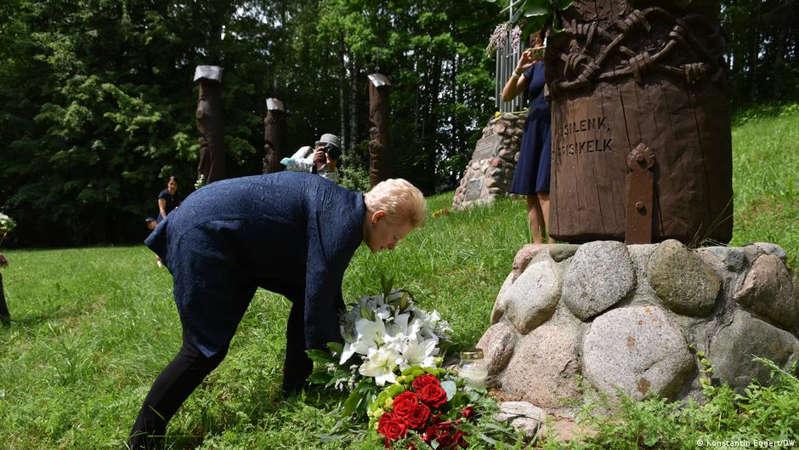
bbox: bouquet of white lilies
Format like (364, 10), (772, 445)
(339, 289), (452, 386)
(307, 281), (453, 417)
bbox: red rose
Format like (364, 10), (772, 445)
(461, 406), (475, 420)
(377, 412), (408, 442)
(433, 425), (455, 448)
(455, 430), (469, 448)
(405, 402), (431, 429)
(417, 383), (448, 408)
(422, 424), (438, 444)
(412, 374), (440, 391)
(392, 391), (419, 419)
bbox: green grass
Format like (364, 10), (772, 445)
(0, 103), (797, 449)
(729, 103), (799, 268)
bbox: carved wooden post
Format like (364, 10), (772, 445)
(262, 98), (286, 174)
(368, 73), (391, 187)
(194, 65), (225, 184)
(545, 0), (733, 244)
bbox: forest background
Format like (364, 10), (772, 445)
(0, 0), (796, 247)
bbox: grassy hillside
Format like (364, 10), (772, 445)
(0, 104), (797, 448)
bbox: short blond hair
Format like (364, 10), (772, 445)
(364, 178), (426, 228)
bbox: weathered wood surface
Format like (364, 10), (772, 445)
(262, 98), (286, 174)
(368, 74), (391, 187)
(545, 0), (732, 244)
(195, 66), (226, 183)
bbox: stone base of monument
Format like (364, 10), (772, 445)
(452, 112), (526, 210)
(479, 240), (799, 417)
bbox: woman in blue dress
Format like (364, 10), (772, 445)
(502, 30), (553, 244)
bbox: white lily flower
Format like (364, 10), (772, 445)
(339, 342), (357, 365)
(382, 331), (406, 355)
(375, 304), (392, 321)
(359, 346), (399, 386)
(340, 317), (387, 364)
(356, 317), (386, 348)
(386, 312), (410, 337)
(399, 337), (438, 371)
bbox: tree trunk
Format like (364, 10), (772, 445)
(339, 44), (348, 154)
(349, 59), (359, 154)
(426, 56), (442, 191)
(368, 74), (391, 186)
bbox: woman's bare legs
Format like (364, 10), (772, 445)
(537, 192), (554, 243)
(526, 195), (544, 244)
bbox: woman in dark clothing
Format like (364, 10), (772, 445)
(0, 253), (9, 325)
(157, 176), (179, 222)
(502, 30), (553, 244)
(129, 172), (426, 449)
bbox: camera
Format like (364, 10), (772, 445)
(318, 143), (341, 161)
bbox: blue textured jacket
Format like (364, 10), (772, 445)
(145, 172), (365, 357)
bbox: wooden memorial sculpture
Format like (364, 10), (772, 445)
(262, 98), (286, 174)
(544, 0), (733, 244)
(194, 65), (226, 184)
(368, 73), (391, 187)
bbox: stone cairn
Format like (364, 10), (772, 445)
(479, 240), (799, 426)
(452, 112), (526, 210)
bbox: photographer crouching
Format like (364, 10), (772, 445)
(281, 133), (342, 183)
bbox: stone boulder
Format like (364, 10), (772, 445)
(499, 323), (581, 408)
(562, 241), (635, 320)
(494, 401), (545, 440)
(583, 305), (694, 400)
(734, 254), (798, 331)
(501, 256), (562, 334)
(475, 321), (517, 376)
(649, 239), (720, 317)
(710, 310), (799, 391)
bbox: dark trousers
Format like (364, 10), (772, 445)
(128, 301), (313, 448)
(128, 335), (228, 449)
(0, 272), (9, 325)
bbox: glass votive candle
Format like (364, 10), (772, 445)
(458, 349), (488, 389)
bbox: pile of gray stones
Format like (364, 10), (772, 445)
(452, 112), (526, 210)
(483, 240), (799, 438)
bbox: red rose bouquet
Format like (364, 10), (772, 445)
(371, 367), (477, 449)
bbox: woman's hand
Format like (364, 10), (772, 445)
(516, 46), (544, 74)
(515, 49), (535, 74)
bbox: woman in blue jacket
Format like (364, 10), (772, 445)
(129, 172), (426, 448)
